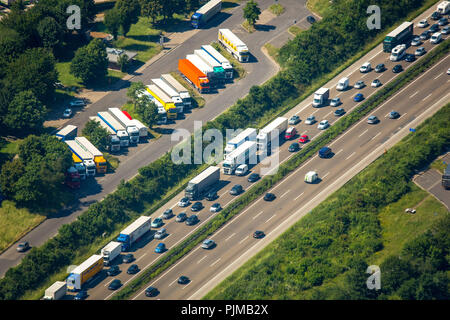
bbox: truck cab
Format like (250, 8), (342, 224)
(117, 130), (130, 147)
(110, 135), (121, 152)
(65, 167), (81, 189)
(74, 163), (86, 180)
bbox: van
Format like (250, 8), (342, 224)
(284, 127), (297, 140)
(304, 171), (319, 183)
(430, 32), (442, 44)
(359, 62), (371, 73)
(336, 77), (349, 91)
(390, 44), (406, 61)
(318, 147), (332, 158)
(235, 164), (248, 176)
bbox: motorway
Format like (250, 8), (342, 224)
(0, 0), (312, 277)
(75, 6), (449, 300)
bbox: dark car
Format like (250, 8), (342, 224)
(127, 264), (139, 274)
(306, 15), (316, 24)
(176, 212), (187, 222)
(205, 190), (218, 201)
(122, 253), (134, 263)
(420, 30), (432, 40)
(107, 265), (120, 276)
(162, 208), (174, 219)
(334, 108), (345, 116)
(253, 230), (265, 239)
(367, 115), (379, 124)
(431, 11), (441, 20)
(145, 286), (159, 297)
(388, 111), (400, 119)
(288, 142), (300, 152)
(247, 173), (260, 183)
(230, 184), (243, 195)
(263, 193), (276, 201)
(74, 290), (88, 300)
(392, 64), (403, 73)
(438, 17), (448, 26)
(16, 241), (30, 252)
(191, 201), (203, 212)
(442, 25), (450, 35)
(318, 147), (332, 158)
(108, 279), (122, 290)
(185, 215), (199, 226)
(375, 63), (385, 73)
(429, 23), (440, 33)
(404, 53), (415, 62)
(178, 276), (190, 284)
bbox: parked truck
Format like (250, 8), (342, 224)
(312, 87), (329, 107)
(65, 140), (97, 177)
(101, 241), (122, 266)
(191, 0), (222, 28)
(89, 116), (121, 152)
(97, 111), (130, 147)
(194, 49), (226, 83)
(160, 73), (192, 108)
(178, 59), (210, 93)
(185, 166), (220, 200)
(223, 141), (257, 175)
(137, 88), (168, 124)
(129, 119), (148, 140)
(65, 166), (81, 189)
(437, 1), (450, 14)
(43, 281), (67, 300)
(218, 29), (249, 62)
(152, 78), (184, 113)
(224, 128), (257, 159)
(146, 85), (178, 120)
(186, 53), (216, 83)
(442, 164), (450, 189)
(108, 107), (140, 144)
(75, 137), (107, 174)
(66, 255), (104, 291)
(201, 44), (234, 80)
(256, 117), (288, 153)
(116, 216), (152, 251)
(55, 125), (77, 141)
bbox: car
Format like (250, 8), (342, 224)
(359, 62), (371, 73)
(178, 197), (190, 207)
(306, 15), (316, 24)
(429, 23), (440, 33)
(235, 164), (248, 176)
(367, 115), (379, 124)
(330, 97), (341, 107)
(411, 36), (422, 46)
(353, 93), (364, 102)
(202, 239), (215, 249)
(420, 30), (432, 40)
(438, 17), (448, 26)
(354, 80), (365, 89)
(16, 241), (30, 252)
(63, 108), (73, 118)
(69, 99), (86, 107)
(253, 230), (265, 239)
(74, 290), (88, 300)
(318, 147), (332, 158)
(155, 243), (166, 253)
(288, 142), (300, 152)
(162, 209), (173, 219)
(178, 276), (190, 284)
(107, 265), (120, 276)
(375, 63), (386, 73)
(448, 67), (450, 75)
(298, 134), (309, 143)
(285, 126), (297, 140)
(371, 79), (382, 87)
(392, 64), (403, 73)
(210, 203), (222, 213)
(185, 215), (199, 226)
(145, 286), (159, 297)
(205, 190), (218, 201)
(151, 218), (164, 228)
(230, 184), (243, 195)
(388, 111), (400, 119)
(430, 32), (442, 44)
(334, 108), (345, 116)
(305, 115), (316, 125)
(191, 201), (203, 212)
(415, 46), (426, 56)
(248, 173), (260, 183)
(317, 120), (330, 130)
(176, 212), (187, 222)
(417, 19), (429, 28)
(154, 228), (167, 239)
(108, 279), (122, 290)
(288, 115), (301, 125)
(431, 11), (441, 20)
(442, 25), (450, 35)
(127, 264), (139, 274)
(263, 193), (276, 201)
(404, 54), (416, 62)
(122, 253), (134, 263)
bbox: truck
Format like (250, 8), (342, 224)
(201, 44), (234, 80)
(442, 164), (450, 189)
(75, 137), (107, 174)
(186, 53), (216, 83)
(194, 49), (226, 83)
(116, 216), (152, 252)
(152, 78), (184, 113)
(160, 73), (192, 108)
(101, 241), (122, 266)
(191, 0), (222, 28)
(218, 29), (249, 62)
(256, 117), (288, 153)
(224, 128), (257, 159)
(137, 88), (168, 124)
(65, 166), (81, 189)
(383, 21), (413, 52)
(97, 111), (130, 147)
(146, 85), (178, 120)
(129, 119), (148, 140)
(66, 255), (104, 291)
(312, 87), (329, 107)
(89, 116), (121, 152)
(55, 125), (77, 141)
(185, 166), (220, 200)
(178, 59), (210, 93)
(108, 107), (140, 144)
(223, 141), (257, 175)
(437, 1), (450, 14)
(65, 140), (97, 177)
(43, 281), (66, 300)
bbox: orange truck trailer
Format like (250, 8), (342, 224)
(178, 59), (210, 93)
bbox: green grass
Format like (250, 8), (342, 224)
(241, 20), (256, 33)
(0, 138), (21, 156)
(263, 43), (280, 60)
(269, 3), (285, 16)
(104, 153), (120, 172)
(430, 157), (448, 174)
(121, 102), (162, 138)
(211, 43), (246, 80)
(169, 72), (206, 109)
(306, 0), (333, 17)
(288, 25), (304, 36)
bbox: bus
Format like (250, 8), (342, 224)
(383, 21), (413, 52)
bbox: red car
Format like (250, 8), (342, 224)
(284, 127), (297, 140)
(298, 135), (309, 143)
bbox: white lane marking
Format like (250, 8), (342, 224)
(253, 211), (264, 220)
(434, 73), (442, 80)
(410, 90), (419, 98)
(294, 192), (304, 201)
(422, 93), (432, 101)
(335, 149), (344, 156)
(239, 236), (249, 244)
(369, 132), (381, 141)
(280, 190), (290, 198)
(210, 258), (221, 267)
(322, 172), (330, 179)
(358, 129), (369, 137)
(345, 152), (356, 160)
(168, 279), (178, 287)
(197, 255), (207, 264)
(225, 233), (236, 242)
(181, 281), (193, 289)
(136, 253), (147, 263)
(398, 112), (407, 119)
(265, 214), (276, 224)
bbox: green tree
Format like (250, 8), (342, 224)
(243, 0), (261, 26)
(0, 27), (26, 77)
(37, 16), (62, 52)
(139, 0), (162, 24)
(135, 95), (158, 128)
(70, 39), (108, 85)
(115, 0), (141, 36)
(117, 53), (130, 72)
(104, 8), (121, 40)
(82, 119), (111, 152)
(0, 159), (25, 199)
(127, 81), (146, 105)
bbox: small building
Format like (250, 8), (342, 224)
(86, 31), (114, 45)
(106, 47), (138, 70)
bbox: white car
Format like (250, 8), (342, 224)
(354, 80), (365, 89)
(63, 108), (73, 118)
(430, 32), (442, 44)
(411, 36), (422, 46)
(447, 68), (450, 75)
(317, 120), (329, 130)
(210, 203), (222, 213)
(202, 239), (215, 249)
(371, 79), (382, 87)
(178, 197), (190, 207)
(69, 99), (86, 107)
(235, 164), (248, 176)
(415, 46), (426, 56)
(359, 62), (371, 73)
(417, 19), (429, 28)
(154, 228), (167, 240)
(330, 97), (341, 107)
(305, 115), (316, 125)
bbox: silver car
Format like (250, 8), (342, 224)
(201, 239), (215, 249)
(354, 80), (365, 89)
(411, 36), (422, 46)
(305, 115), (316, 125)
(417, 19), (429, 28)
(69, 99), (86, 107)
(154, 228), (167, 239)
(210, 203), (222, 213)
(330, 97), (341, 107)
(415, 46), (426, 56)
(317, 120), (329, 130)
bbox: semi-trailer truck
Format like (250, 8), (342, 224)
(152, 78), (184, 113)
(65, 166), (81, 189)
(145, 85), (178, 119)
(383, 21), (413, 52)
(89, 116), (121, 152)
(186, 54), (216, 83)
(191, 0), (222, 28)
(65, 140), (97, 176)
(101, 241), (122, 266)
(218, 29), (249, 62)
(312, 87), (329, 107)
(160, 73), (192, 108)
(256, 117), (288, 153)
(43, 281), (67, 300)
(129, 119), (148, 140)
(97, 111), (130, 147)
(116, 216), (152, 251)
(224, 128), (257, 158)
(185, 166), (220, 200)
(108, 107), (140, 144)
(137, 89), (168, 124)
(201, 44), (234, 80)
(55, 125), (77, 141)
(75, 137), (107, 174)
(66, 254), (104, 291)
(178, 59), (210, 93)
(223, 141), (257, 175)
(194, 49), (226, 83)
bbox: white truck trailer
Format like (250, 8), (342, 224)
(224, 128), (257, 159)
(152, 78), (184, 113)
(101, 241), (122, 266)
(116, 216), (152, 251)
(160, 73), (192, 108)
(89, 116), (121, 152)
(66, 255), (104, 291)
(201, 44), (234, 80)
(223, 141), (257, 175)
(97, 111), (130, 147)
(186, 53), (216, 80)
(43, 281), (67, 300)
(191, 0), (222, 28)
(218, 29), (249, 62)
(108, 107), (140, 144)
(55, 125), (77, 141)
(65, 140), (96, 177)
(256, 117), (288, 153)
(185, 166), (220, 200)
(75, 136), (107, 174)
(128, 119), (148, 139)
(312, 87), (329, 107)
